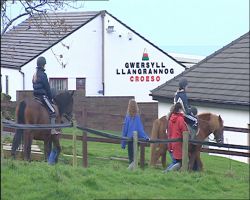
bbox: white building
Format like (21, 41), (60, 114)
(1, 10), (187, 102)
(151, 32), (250, 163)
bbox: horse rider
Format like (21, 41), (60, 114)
(32, 56), (57, 133)
(174, 78), (198, 136)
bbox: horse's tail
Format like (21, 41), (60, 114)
(11, 101), (26, 156)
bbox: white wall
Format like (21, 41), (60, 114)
(4, 13), (185, 102)
(22, 15), (103, 98)
(103, 14), (185, 102)
(158, 101), (249, 163)
(1, 68), (23, 101)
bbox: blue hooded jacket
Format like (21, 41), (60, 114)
(121, 114), (149, 149)
(33, 67), (52, 101)
(174, 90), (191, 115)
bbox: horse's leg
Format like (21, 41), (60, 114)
(196, 149), (203, 171)
(150, 143), (157, 166)
(52, 134), (61, 163)
(152, 145), (164, 166)
(160, 144), (167, 168)
(188, 144), (197, 171)
(11, 129), (23, 158)
(23, 132), (32, 162)
(44, 134), (52, 161)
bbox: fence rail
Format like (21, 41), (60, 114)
(1, 119), (249, 168)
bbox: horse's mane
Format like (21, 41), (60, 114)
(198, 112), (223, 129)
(54, 91), (73, 116)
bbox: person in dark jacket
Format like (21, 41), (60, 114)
(174, 78), (198, 133)
(32, 56), (56, 126)
(121, 99), (150, 167)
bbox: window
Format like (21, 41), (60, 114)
(76, 78), (86, 90)
(49, 78), (68, 91)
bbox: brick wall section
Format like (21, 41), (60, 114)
(75, 96), (158, 135)
(13, 91), (158, 136)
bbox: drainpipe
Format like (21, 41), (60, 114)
(101, 10), (105, 95)
(19, 68), (25, 90)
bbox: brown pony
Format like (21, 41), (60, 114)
(150, 115), (168, 168)
(11, 91), (74, 162)
(189, 113), (224, 171)
(150, 112), (224, 171)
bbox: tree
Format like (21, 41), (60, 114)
(1, 0), (84, 68)
(1, 0), (84, 35)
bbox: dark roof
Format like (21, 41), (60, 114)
(151, 32), (250, 107)
(1, 10), (186, 69)
(1, 11), (101, 69)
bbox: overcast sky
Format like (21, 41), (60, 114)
(5, 0), (250, 56)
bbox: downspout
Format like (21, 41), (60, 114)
(19, 68), (25, 90)
(101, 10), (105, 95)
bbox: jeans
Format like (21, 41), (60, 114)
(167, 151), (178, 170)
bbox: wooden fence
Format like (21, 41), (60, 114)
(2, 120), (250, 169)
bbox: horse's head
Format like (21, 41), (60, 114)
(197, 113), (224, 144)
(212, 115), (224, 144)
(54, 90), (74, 121)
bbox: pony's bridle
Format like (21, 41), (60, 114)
(210, 129), (224, 144)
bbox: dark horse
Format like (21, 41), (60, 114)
(150, 112), (224, 171)
(11, 91), (74, 162)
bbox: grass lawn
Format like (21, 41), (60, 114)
(1, 127), (249, 200)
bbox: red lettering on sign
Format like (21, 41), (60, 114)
(129, 76), (161, 82)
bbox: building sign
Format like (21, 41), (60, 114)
(116, 49), (174, 82)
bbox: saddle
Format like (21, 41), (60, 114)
(34, 97), (55, 116)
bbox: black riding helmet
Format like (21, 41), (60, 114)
(179, 78), (188, 89)
(190, 106), (198, 116)
(37, 56), (46, 67)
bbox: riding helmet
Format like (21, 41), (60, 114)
(179, 78), (188, 89)
(190, 106), (198, 116)
(37, 56), (46, 67)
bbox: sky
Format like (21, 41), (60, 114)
(5, 0), (250, 56)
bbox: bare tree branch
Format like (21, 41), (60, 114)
(1, 0), (84, 68)
(1, 12), (29, 35)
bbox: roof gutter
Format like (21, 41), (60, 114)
(19, 68), (25, 90)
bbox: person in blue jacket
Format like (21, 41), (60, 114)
(121, 99), (150, 165)
(32, 56), (58, 131)
(174, 78), (198, 132)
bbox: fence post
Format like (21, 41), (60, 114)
(82, 131), (88, 168)
(133, 131), (138, 170)
(181, 131), (189, 171)
(140, 143), (145, 169)
(72, 129), (77, 167)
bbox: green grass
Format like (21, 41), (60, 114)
(1, 127), (250, 200)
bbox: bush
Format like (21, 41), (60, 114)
(1, 93), (11, 101)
